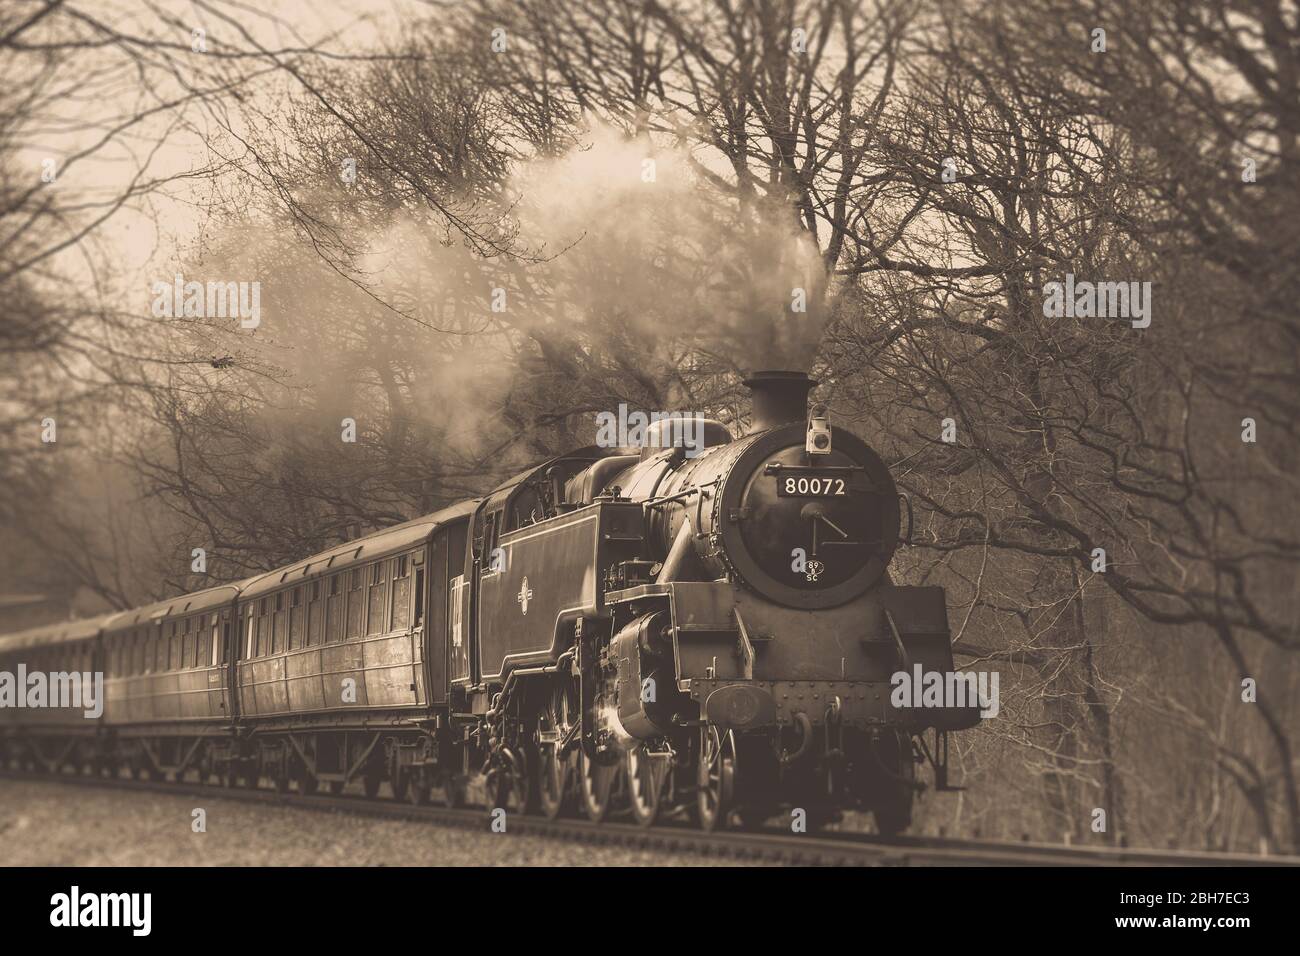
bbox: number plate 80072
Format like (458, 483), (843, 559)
(776, 474), (848, 497)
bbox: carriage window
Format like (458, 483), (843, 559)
(366, 561), (389, 635)
(289, 586), (305, 650)
(325, 574), (343, 643)
(257, 598), (271, 657)
(413, 566), (425, 628)
(272, 592), (286, 653)
(307, 580), (324, 646)
(392, 554), (412, 628)
(345, 568), (364, 640)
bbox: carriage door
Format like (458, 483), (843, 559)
(432, 516), (472, 695)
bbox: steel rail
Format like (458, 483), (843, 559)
(2, 769), (1295, 867)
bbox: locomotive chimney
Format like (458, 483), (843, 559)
(743, 370), (817, 434)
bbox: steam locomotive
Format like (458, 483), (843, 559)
(0, 371), (977, 833)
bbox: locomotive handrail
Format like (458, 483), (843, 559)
(763, 462), (865, 473)
(642, 486), (701, 508)
(898, 493), (914, 545)
(884, 609), (912, 673)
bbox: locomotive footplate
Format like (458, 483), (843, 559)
(688, 679), (906, 730)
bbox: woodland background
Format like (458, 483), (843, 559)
(2, 0), (1297, 853)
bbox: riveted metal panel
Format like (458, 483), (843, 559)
(477, 502), (644, 682)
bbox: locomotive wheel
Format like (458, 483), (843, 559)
(869, 732), (916, 836)
(516, 747), (539, 814)
(537, 681), (576, 820)
(626, 742), (670, 828)
(696, 725), (735, 832)
(578, 750), (617, 823)
(488, 747), (535, 814)
(537, 746), (570, 820)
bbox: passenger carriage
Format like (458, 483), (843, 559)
(0, 615), (113, 773)
(99, 582), (244, 781)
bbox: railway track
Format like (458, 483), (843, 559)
(4, 769), (1296, 866)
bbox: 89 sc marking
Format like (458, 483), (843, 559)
(779, 476), (847, 497)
